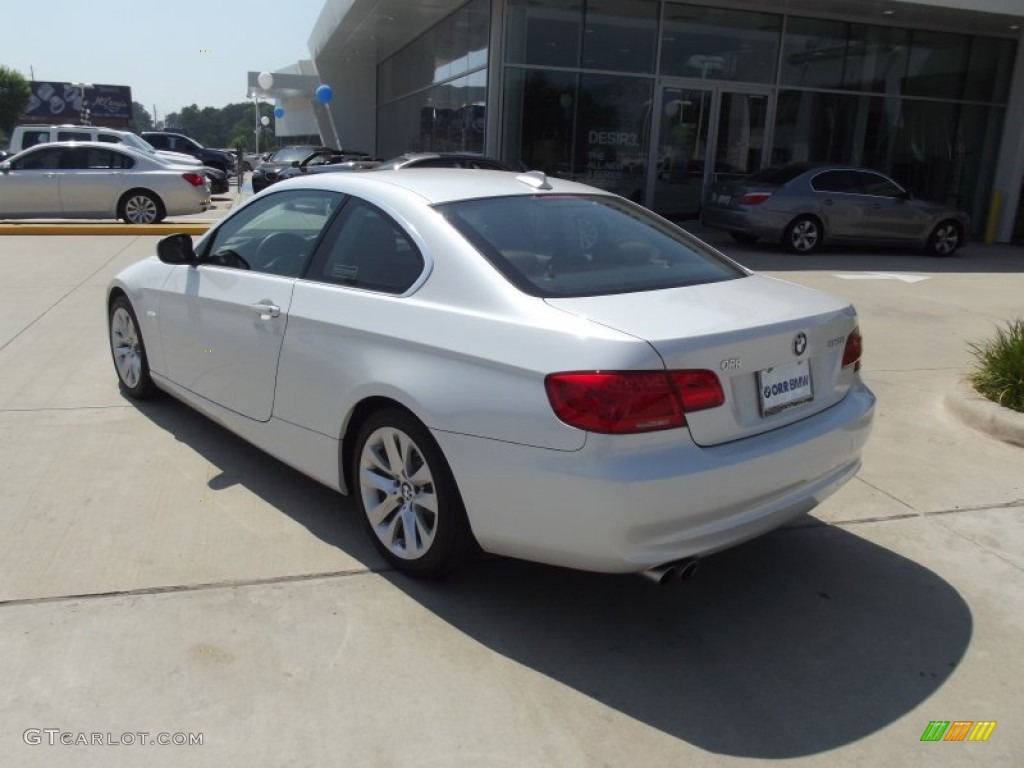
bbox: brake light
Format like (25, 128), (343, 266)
(182, 172), (205, 187)
(739, 192), (772, 205)
(842, 327), (863, 371)
(545, 370), (724, 434)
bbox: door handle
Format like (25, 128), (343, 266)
(250, 302), (280, 318)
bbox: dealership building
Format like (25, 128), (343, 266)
(276, 0), (1024, 241)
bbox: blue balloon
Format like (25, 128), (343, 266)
(315, 84), (333, 105)
(273, 106), (284, 119)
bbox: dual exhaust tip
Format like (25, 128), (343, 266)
(641, 558), (699, 586)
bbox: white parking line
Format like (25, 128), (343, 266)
(833, 272), (930, 283)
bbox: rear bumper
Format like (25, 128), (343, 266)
(435, 381), (875, 573)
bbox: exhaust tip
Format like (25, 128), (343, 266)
(677, 559), (699, 581)
(640, 558), (699, 586)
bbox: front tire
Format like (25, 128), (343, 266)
(352, 409), (473, 577)
(927, 220), (962, 256)
(118, 190), (165, 224)
(783, 215), (822, 254)
(109, 295), (155, 399)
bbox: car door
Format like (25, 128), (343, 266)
(0, 146), (65, 216)
(57, 146), (131, 216)
(809, 169), (872, 239)
(157, 188), (343, 421)
(852, 170), (929, 242)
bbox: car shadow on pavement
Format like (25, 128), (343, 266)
(132, 397), (971, 759)
(132, 397), (384, 570)
(390, 525), (972, 759)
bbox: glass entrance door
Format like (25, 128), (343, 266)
(649, 85), (770, 218)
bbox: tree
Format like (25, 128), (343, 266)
(0, 65), (31, 137)
(131, 101), (154, 132)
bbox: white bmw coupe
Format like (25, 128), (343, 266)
(107, 170), (874, 580)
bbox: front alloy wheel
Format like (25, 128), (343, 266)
(353, 409), (472, 576)
(109, 296), (155, 398)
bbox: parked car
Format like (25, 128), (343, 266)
(1, 141), (208, 223)
(273, 151), (380, 183)
(141, 132), (236, 175)
(106, 169), (874, 579)
(7, 124), (227, 194)
(250, 145), (333, 193)
(372, 152), (512, 171)
(701, 163), (969, 255)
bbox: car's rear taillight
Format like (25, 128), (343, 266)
(545, 370), (724, 434)
(182, 172), (205, 187)
(842, 327), (863, 371)
(739, 192), (772, 205)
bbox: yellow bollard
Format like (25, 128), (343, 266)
(984, 188), (1001, 244)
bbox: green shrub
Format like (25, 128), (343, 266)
(969, 319), (1024, 413)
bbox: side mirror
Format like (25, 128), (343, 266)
(0, 161), (10, 174)
(156, 233), (197, 265)
(291, 160), (300, 167)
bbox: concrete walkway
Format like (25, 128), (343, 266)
(0, 230), (1021, 767)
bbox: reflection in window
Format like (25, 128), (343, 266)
(963, 36), (1016, 103)
(844, 24), (910, 94)
(506, 0), (583, 68)
(660, 4), (781, 84)
(379, 73), (486, 157)
(502, 68), (578, 179)
(903, 30), (969, 99)
(780, 16), (847, 89)
(581, 0), (657, 74)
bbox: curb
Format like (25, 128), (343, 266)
(945, 380), (1024, 448)
(0, 223), (212, 236)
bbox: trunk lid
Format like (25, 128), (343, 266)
(545, 275), (860, 446)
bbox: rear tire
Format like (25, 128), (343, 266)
(118, 190), (165, 224)
(927, 220), (962, 256)
(783, 215), (822, 254)
(351, 408), (474, 577)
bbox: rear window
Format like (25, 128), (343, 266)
(438, 195), (743, 298)
(744, 165), (811, 185)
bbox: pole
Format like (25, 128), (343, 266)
(254, 95), (260, 156)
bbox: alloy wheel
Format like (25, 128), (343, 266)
(932, 223), (960, 255)
(124, 194), (159, 224)
(789, 219), (819, 252)
(110, 307), (142, 388)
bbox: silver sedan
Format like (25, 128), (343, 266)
(701, 164), (970, 256)
(107, 170), (874, 579)
(0, 141), (209, 223)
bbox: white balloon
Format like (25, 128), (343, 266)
(257, 72), (274, 90)
(261, 115), (270, 126)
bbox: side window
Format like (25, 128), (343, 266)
(201, 189), (343, 277)
(146, 135), (168, 149)
(811, 170), (856, 193)
(97, 134), (120, 144)
(82, 149), (135, 170)
(22, 130), (51, 149)
(57, 131), (90, 142)
(855, 171), (904, 198)
(311, 200), (424, 294)
(11, 147), (64, 170)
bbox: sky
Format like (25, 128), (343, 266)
(2, 0), (326, 120)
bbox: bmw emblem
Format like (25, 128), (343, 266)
(793, 332), (808, 356)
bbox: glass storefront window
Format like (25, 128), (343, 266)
(844, 24), (910, 95)
(660, 4), (781, 84)
(506, 0), (583, 68)
(574, 74), (653, 199)
(581, 0), (658, 73)
(780, 16), (847, 89)
(502, 68), (579, 175)
(964, 36), (1016, 103)
(904, 30), (969, 99)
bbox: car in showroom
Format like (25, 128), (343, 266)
(1, 141), (209, 223)
(106, 170), (874, 579)
(700, 163), (970, 255)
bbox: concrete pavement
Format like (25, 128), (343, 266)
(0, 228), (1021, 767)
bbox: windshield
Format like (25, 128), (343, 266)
(439, 195), (743, 298)
(122, 133), (158, 153)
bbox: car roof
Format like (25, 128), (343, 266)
(15, 140), (144, 154)
(273, 168), (608, 205)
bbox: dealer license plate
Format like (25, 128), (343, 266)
(758, 360), (813, 417)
